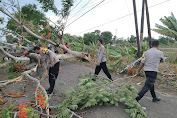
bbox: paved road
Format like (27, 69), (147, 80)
(41, 61), (177, 118)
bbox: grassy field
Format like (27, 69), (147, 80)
(160, 48), (177, 56)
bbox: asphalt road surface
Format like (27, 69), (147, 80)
(41, 61), (177, 118)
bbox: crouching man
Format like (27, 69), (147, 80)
(23, 51), (44, 79)
(34, 46), (60, 94)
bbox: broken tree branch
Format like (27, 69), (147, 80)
(0, 40), (33, 51)
(0, 46), (30, 62)
(0, 28), (35, 46)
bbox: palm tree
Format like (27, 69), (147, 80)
(153, 12), (177, 40)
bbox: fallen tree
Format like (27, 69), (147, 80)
(0, 0), (91, 61)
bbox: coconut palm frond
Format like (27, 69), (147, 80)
(153, 13), (177, 40)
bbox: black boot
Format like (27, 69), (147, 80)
(46, 88), (50, 91)
(47, 90), (52, 94)
(109, 78), (113, 81)
(92, 75), (97, 81)
(46, 88), (53, 94)
(152, 97), (161, 102)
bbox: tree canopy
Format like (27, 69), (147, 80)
(83, 30), (113, 45)
(5, 4), (51, 44)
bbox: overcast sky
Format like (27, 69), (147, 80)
(0, 0), (177, 41)
(63, 0), (176, 39)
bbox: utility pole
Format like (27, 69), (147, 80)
(133, 0), (152, 57)
(132, 0), (141, 57)
(140, 0), (145, 56)
(145, 0), (152, 48)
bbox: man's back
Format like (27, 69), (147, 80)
(29, 53), (41, 63)
(142, 48), (165, 72)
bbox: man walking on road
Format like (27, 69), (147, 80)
(94, 39), (113, 81)
(136, 40), (165, 102)
(34, 46), (60, 94)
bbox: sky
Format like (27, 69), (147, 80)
(0, 0), (177, 41)
(63, 0), (177, 39)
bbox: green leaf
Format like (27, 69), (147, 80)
(102, 97), (110, 102)
(119, 98), (126, 102)
(110, 100), (114, 105)
(69, 105), (78, 110)
(115, 102), (119, 107)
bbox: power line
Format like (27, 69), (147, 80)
(124, 0), (134, 24)
(70, 0), (83, 12)
(69, 0), (112, 22)
(68, 0), (93, 22)
(66, 0), (106, 28)
(75, 0), (170, 35)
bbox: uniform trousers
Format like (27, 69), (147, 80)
(136, 71), (157, 101)
(48, 62), (60, 92)
(94, 62), (112, 81)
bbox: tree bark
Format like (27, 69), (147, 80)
(0, 41), (33, 51)
(0, 46), (30, 62)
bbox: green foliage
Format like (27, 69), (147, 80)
(158, 36), (175, 45)
(6, 4), (48, 44)
(0, 101), (14, 118)
(6, 35), (18, 44)
(37, 0), (59, 15)
(55, 74), (147, 118)
(7, 4), (47, 31)
(100, 31), (113, 44)
(0, 101), (40, 118)
(143, 36), (156, 42)
(36, 0), (73, 17)
(61, 0), (73, 17)
(8, 72), (21, 80)
(8, 62), (25, 79)
(128, 35), (137, 43)
(83, 30), (113, 45)
(153, 12), (177, 40)
(83, 30), (100, 45)
(21, 4), (46, 25)
(0, 59), (7, 64)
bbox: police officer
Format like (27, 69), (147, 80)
(33, 46), (60, 94)
(136, 40), (165, 102)
(94, 39), (113, 81)
(23, 51), (44, 78)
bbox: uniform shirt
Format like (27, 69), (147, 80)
(98, 45), (107, 63)
(141, 48), (165, 72)
(29, 53), (41, 64)
(40, 48), (59, 69)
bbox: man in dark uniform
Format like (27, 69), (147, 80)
(94, 39), (113, 81)
(136, 40), (165, 102)
(34, 46), (60, 94)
